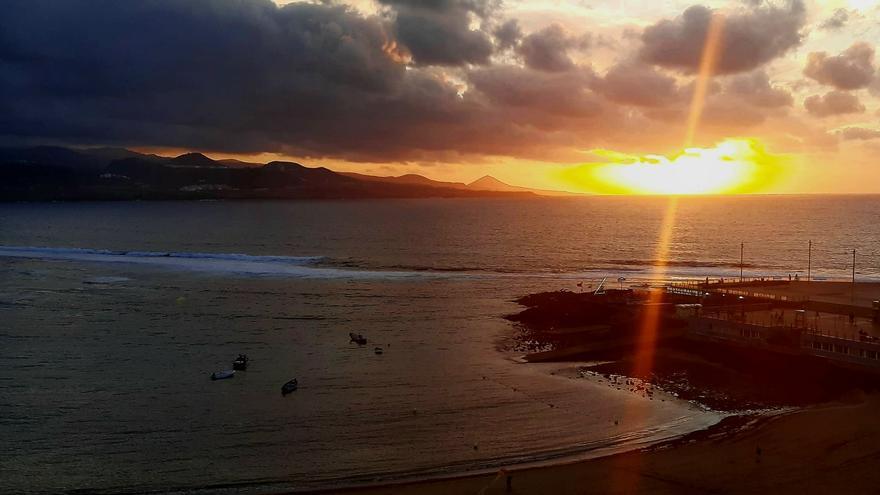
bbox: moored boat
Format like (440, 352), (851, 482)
(232, 354), (249, 370)
(349, 332), (367, 345)
(211, 370), (235, 380)
(281, 379), (298, 395)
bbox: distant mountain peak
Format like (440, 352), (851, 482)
(1, 145), (549, 200)
(172, 152), (217, 167)
(467, 174), (578, 196)
(468, 175), (509, 188)
(265, 160), (306, 171)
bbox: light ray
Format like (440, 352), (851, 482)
(684, 13), (725, 148)
(610, 12), (726, 493)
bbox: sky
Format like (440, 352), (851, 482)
(1, 0), (880, 193)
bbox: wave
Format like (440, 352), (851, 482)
(383, 264), (527, 274)
(376, 262), (782, 281)
(603, 259), (774, 269)
(0, 246), (423, 280)
(0, 245), (812, 282)
(83, 276), (131, 284)
(0, 246), (323, 265)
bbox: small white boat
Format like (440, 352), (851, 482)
(282, 379), (298, 395)
(211, 370), (235, 381)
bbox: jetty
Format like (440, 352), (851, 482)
(670, 280), (880, 372)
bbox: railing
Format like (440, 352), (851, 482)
(694, 313), (876, 344)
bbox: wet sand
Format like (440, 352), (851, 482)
(311, 394), (880, 494)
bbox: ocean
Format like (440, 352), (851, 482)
(2, 196), (879, 494)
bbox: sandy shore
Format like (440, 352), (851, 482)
(304, 394), (880, 494)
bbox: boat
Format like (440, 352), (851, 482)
(232, 354), (249, 370)
(374, 346), (383, 355)
(211, 370), (235, 380)
(349, 332), (367, 345)
(281, 379), (298, 395)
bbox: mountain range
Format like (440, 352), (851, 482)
(0, 146), (577, 201)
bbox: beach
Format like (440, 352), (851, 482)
(320, 394), (880, 494)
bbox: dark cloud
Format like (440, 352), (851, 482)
(819, 8), (850, 30)
(0, 0), (412, 155)
(804, 91), (865, 117)
(493, 19), (522, 50)
(468, 66), (603, 122)
(725, 71), (793, 108)
(639, 1), (806, 74)
(804, 42), (876, 90)
(839, 127), (880, 140)
(592, 62), (682, 107)
(516, 24), (591, 72)
(0, 0), (827, 164)
(0, 0), (626, 162)
(639, 72), (786, 131)
(378, 0), (496, 66)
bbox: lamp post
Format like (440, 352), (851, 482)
(807, 240), (812, 282)
(851, 249), (856, 302)
(852, 249), (856, 283)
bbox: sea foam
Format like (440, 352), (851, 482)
(0, 246), (422, 279)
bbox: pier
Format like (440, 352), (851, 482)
(671, 280), (880, 372)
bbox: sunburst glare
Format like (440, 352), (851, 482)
(558, 138), (790, 195)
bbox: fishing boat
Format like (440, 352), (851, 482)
(349, 332), (367, 345)
(211, 370), (235, 380)
(281, 379), (298, 395)
(232, 354), (248, 370)
(374, 346), (383, 355)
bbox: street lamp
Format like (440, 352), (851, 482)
(807, 240), (811, 282)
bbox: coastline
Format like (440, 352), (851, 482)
(279, 359), (727, 495)
(298, 395), (879, 494)
(298, 281), (880, 495)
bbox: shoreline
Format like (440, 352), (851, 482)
(284, 361), (723, 495)
(296, 283), (880, 495)
(289, 420), (732, 494)
(297, 396), (879, 494)
(299, 280), (880, 494)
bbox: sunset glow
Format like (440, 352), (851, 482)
(559, 138), (789, 195)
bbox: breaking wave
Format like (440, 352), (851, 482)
(0, 246), (797, 281)
(0, 246), (424, 279)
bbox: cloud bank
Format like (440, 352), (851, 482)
(0, 0), (870, 166)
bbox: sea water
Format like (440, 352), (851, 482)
(2, 196), (878, 494)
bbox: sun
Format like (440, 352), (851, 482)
(558, 138), (790, 195)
